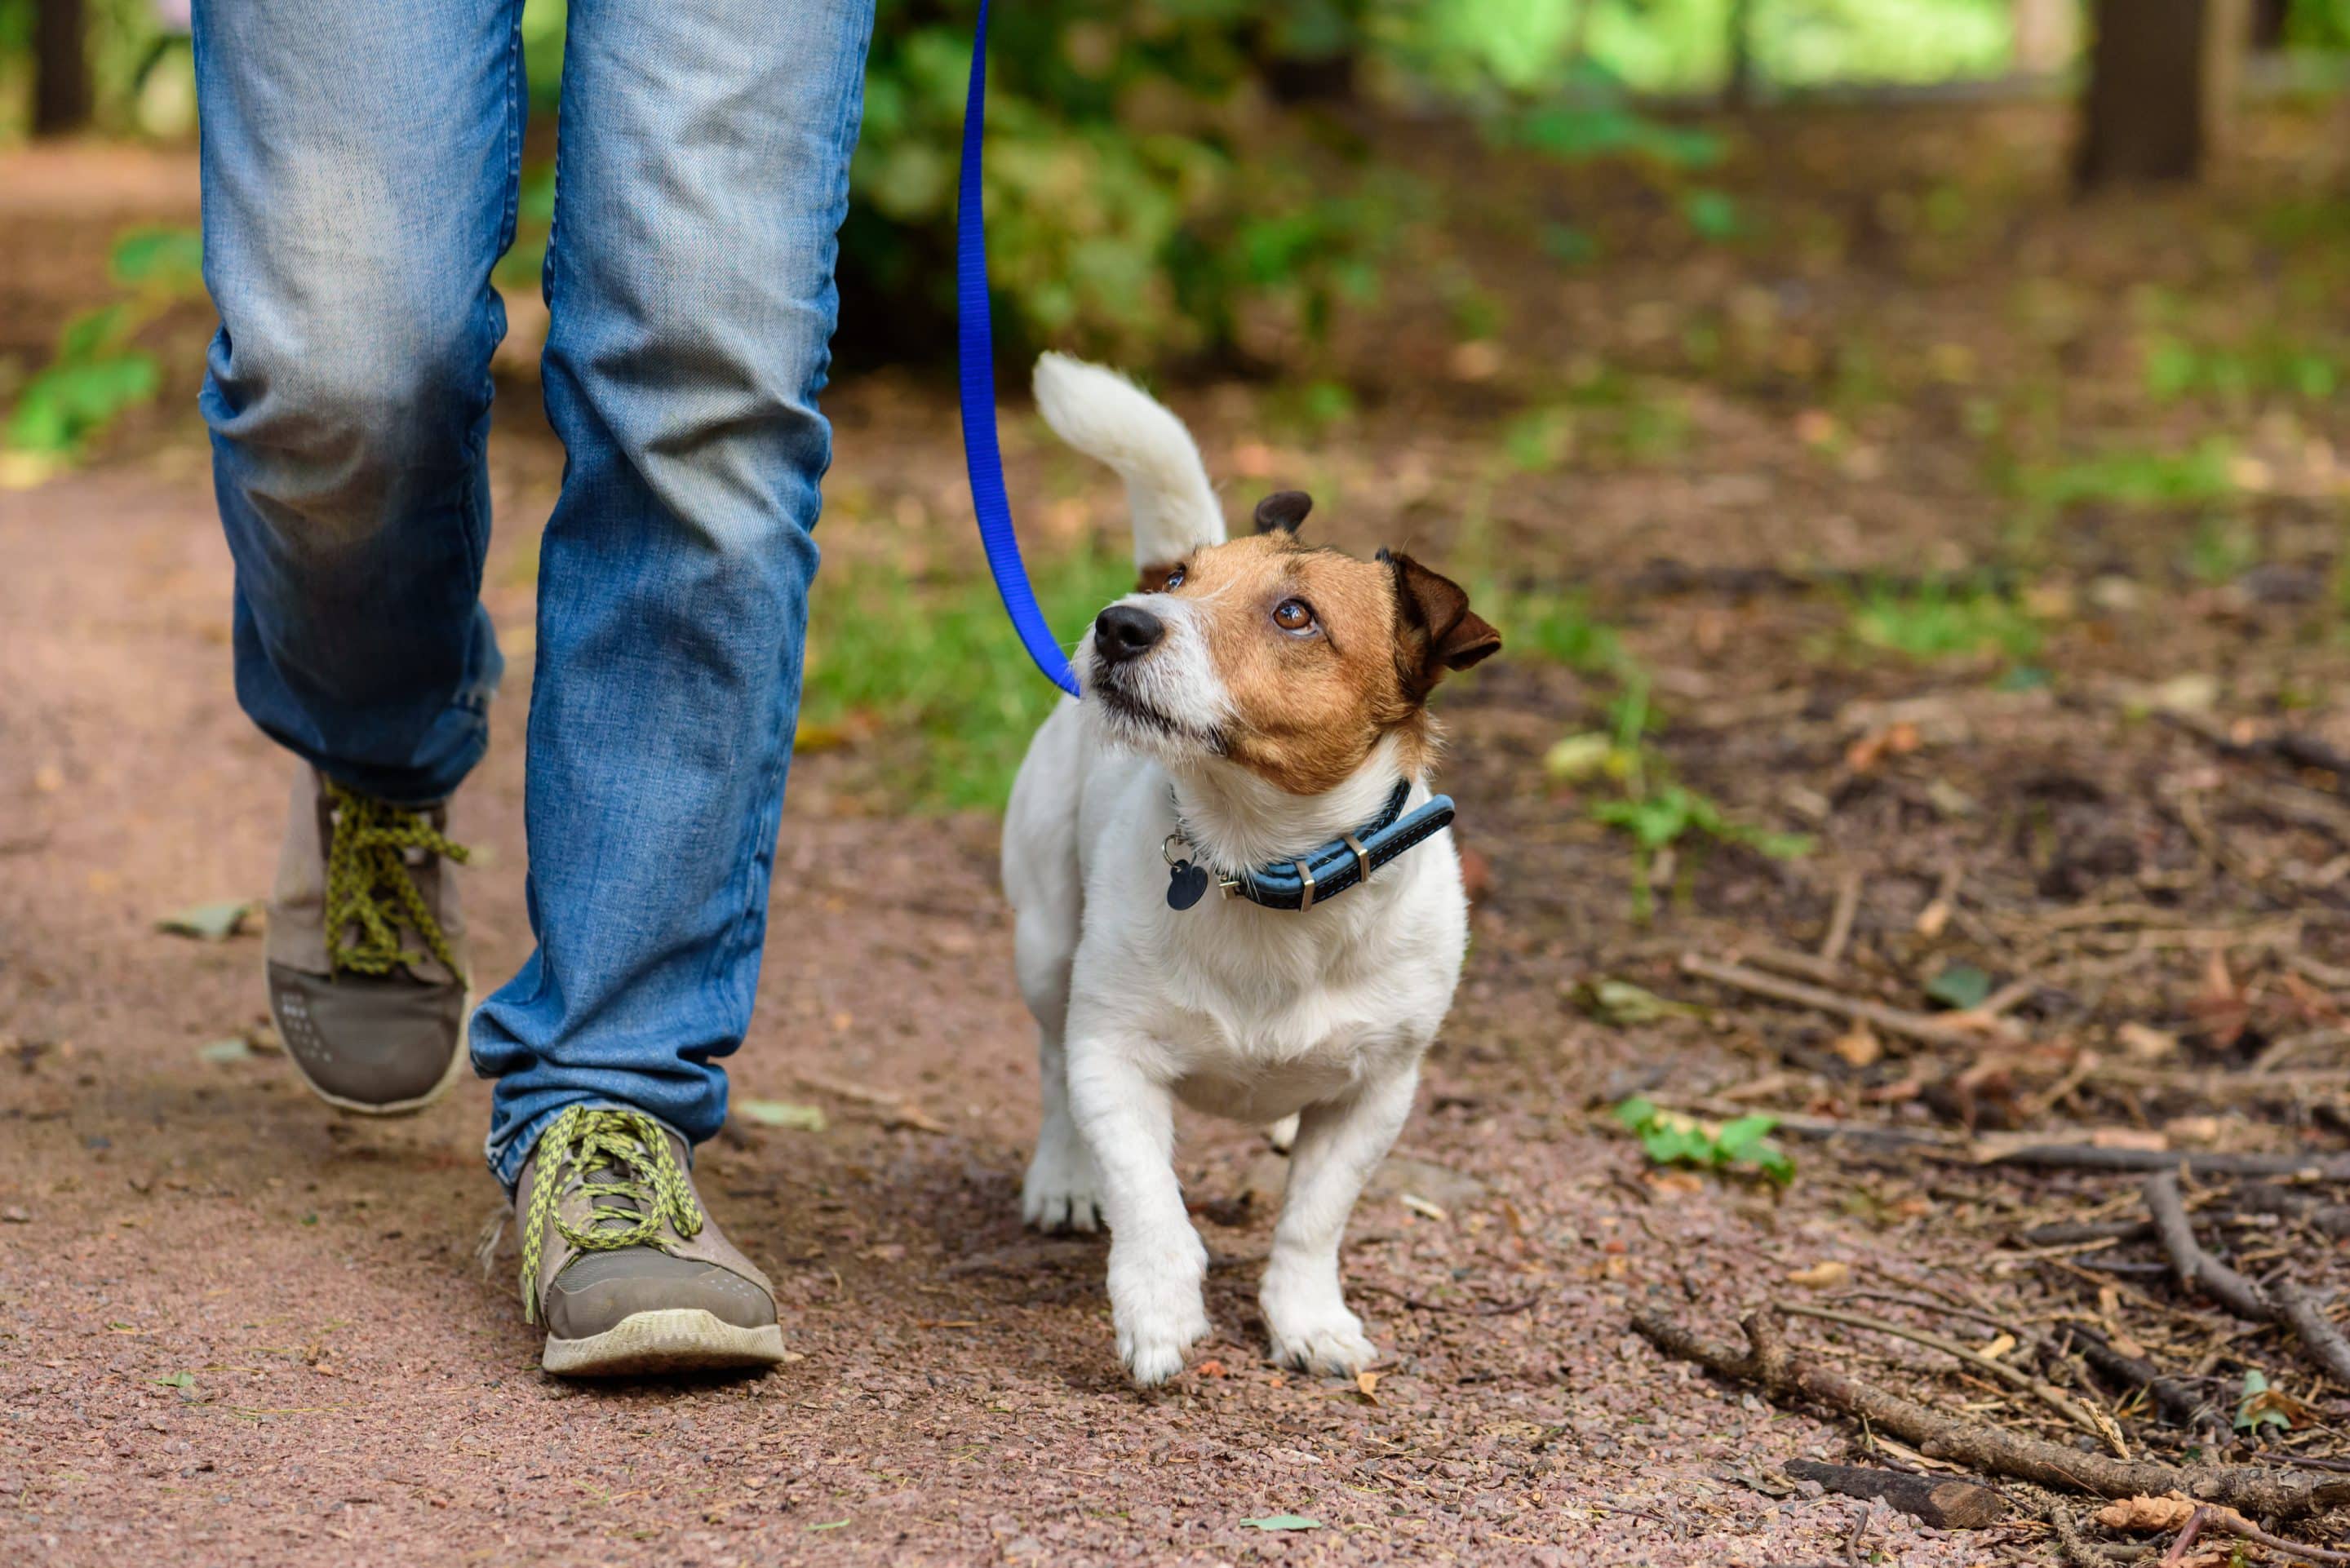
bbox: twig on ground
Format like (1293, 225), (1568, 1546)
(1678, 953), (2020, 1048)
(2021, 1220), (2153, 1248)
(1731, 944), (1853, 988)
(1629, 1305), (2350, 1517)
(2143, 1172), (2272, 1322)
(2156, 1504), (2207, 1566)
(1984, 1145), (2350, 1179)
(1784, 1459), (2006, 1529)
(1353, 1282), (1538, 1317)
(1820, 869), (1864, 966)
(2056, 1324), (2206, 1429)
(2228, 1185), (2350, 1242)
(1778, 1301), (2126, 1455)
(2144, 1172), (2350, 1389)
(2271, 1278), (2350, 1390)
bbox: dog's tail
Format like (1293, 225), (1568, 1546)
(1032, 352), (1223, 570)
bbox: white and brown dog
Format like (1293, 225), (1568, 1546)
(1003, 353), (1500, 1387)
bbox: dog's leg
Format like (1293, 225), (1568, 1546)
(1067, 1042), (1209, 1387)
(1013, 854), (1102, 1229)
(1261, 1066), (1418, 1376)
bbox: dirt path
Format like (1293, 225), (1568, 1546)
(0, 450), (2013, 1567)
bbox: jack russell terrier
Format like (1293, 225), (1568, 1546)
(1003, 353), (1500, 1387)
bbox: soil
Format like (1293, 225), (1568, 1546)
(6, 103), (2350, 1566)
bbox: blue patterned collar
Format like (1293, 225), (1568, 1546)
(1162, 781), (1457, 913)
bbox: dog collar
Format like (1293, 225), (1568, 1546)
(1162, 781), (1457, 913)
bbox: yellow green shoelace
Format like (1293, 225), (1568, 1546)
(322, 780), (469, 981)
(519, 1106), (705, 1325)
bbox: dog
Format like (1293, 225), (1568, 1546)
(1002, 353), (1500, 1388)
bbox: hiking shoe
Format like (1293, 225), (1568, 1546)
(264, 764), (471, 1115)
(517, 1105), (787, 1376)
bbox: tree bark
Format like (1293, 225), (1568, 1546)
(33, 0), (95, 138)
(2074, 0), (2247, 188)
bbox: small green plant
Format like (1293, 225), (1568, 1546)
(1848, 578), (2042, 664)
(1567, 680), (1813, 918)
(5, 226), (207, 474)
(1613, 1096), (1794, 1186)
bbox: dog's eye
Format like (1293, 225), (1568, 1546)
(1163, 565), (1186, 590)
(1272, 598), (1316, 635)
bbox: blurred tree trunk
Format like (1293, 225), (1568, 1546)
(2074, 0), (2246, 188)
(1723, 0), (1756, 108)
(2012, 0), (2078, 76)
(33, 0), (94, 136)
(2250, 0), (2289, 50)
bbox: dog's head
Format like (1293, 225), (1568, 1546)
(1078, 491), (1501, 792)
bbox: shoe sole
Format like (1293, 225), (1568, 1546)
(268, 986), (472, 1119)
(541, 1309), (787, 1376)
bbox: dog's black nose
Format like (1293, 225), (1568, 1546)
(1094, 605), (1164, 662)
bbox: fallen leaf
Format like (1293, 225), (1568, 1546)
(156, 900), (256, 942)
(1195, 1359), (1227, 1379)
(1924, 964), (1993, 1011)
(1240, 1515), (1322, 1532)
(737, 1099), (827, 1132)
(1355, 1371), (1381, 1404)
(2116, 1022), (2179, 1061)
(1977, 1331), (2016, 1360)
(1575, 977), (1700, 1027)
(1786, 1260), (1850, 1289)
(2163, 1115), (2223, 1146)
(1399, 1193), (1449, 1223)
(1544, 732), (1617, 783)
(1831, 1025), (1882, 1068)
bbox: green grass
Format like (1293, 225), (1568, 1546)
(1474, 582), (1625, 674)
(798, 544), (1134, 812)
(2016, 439), (2239, 511)
(1847, 578), (2042, 663)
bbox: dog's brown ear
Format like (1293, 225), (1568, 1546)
(1385, 550), (1501, 696)
(1254, 490), (1311, 535)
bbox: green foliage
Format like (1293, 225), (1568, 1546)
(2143, 332), (2343, 409)
(1576, 680), (1812, 917)
(1614, 1096), (1794, 1185)
(796, 541), (1134, 812)
(1490, 585), (1624, 671)
(5, 226), (206, 464)
(2018, 441), (2240, 512)
(1848, 578), (2042, 663)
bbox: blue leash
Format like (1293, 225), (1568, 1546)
(956, 0), (1081, 696)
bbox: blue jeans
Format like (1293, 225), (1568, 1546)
(193, 0), (875, 1185)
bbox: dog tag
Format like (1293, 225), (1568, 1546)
(1166, 859), (1209, 910)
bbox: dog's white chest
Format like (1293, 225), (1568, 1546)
(1149, 901), (1451, 1122)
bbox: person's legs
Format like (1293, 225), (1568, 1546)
(195, 0), (523, 1113)
(472, 0), (874, 1185)
(195, 0), (520, 804)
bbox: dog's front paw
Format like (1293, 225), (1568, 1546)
(1115, 1297), (1212, 1388)
(1108, 1229), (1211, 1388)
(1264, 1297), (1377, 1377)
(1021, 1136), (1105, 1233)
